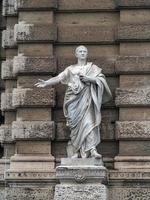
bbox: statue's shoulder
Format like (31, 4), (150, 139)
(91, 63), (102, 73)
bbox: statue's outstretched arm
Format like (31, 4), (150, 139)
(35, 76), (61, 88)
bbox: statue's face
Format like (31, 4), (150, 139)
(75, 46), (88, 60)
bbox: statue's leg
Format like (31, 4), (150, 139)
(90, 148), (102, 159)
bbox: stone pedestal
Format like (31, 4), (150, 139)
(54, 158), (109, 200)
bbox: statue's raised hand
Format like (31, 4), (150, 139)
(34, 79), (47, 88)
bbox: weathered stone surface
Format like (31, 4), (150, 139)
(12, 120), (55, 140)
(109, 185), (150, 200)
(2, 0), (17, 16)
(1, 59), (14, 79)
(0, 125), (12, 142)
(1, 92), (14, 111)
(54, 184), (108, 200)
(16, 141), (52, 154)
(116, 56), (150, 74)
(58, 25), (116, 43)
(12, 88), (55, 107)
(120, 75), (150, 88)
(116, 121), (150, 139)
(115, 88), (150, 106)
(119, 108), (150, 121)
(57, 56), (116, 75)
(118, 0), (150, 8)
(118, 24), (150, 41)
(9, 155), (55, 171)
(15, 0), (57, 10)
(14, 22), (57, 42)
(2, 29), (16, 48)
(59, 0), (117, 10)
(5, 186), (55, 200)
(119, 141), (150, 156)
(13, 54), (57, 75)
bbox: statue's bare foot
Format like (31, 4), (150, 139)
(71, 153), (79, 159)
(90, 149), (102, 159)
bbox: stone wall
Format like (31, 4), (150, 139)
(0, 0), (150, 199)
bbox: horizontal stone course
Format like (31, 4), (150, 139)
(116, 121), (150, 139)
(118, 0), (150, 8)
(115, 88), (150, 106)
(118, 24), (150, 41)
(15, 0), (57, 10)
(58, 25), (117, 43)
(12, 88), (55, 107)
(13, 54), (57, 75)
(14, 22), (57, 42)
(58, 0), (117, 10)
(12, 120), (55, 140)
(116, 56), (150, 74)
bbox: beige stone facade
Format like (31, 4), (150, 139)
(0, 0), (150, 199)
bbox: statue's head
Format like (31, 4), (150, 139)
(75, 45), (88, 60)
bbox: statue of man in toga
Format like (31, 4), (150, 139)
(35, 45), (112, 159)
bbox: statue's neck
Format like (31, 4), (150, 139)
(77, 59), (87, 66)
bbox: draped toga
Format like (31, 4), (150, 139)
(58, 62), (112, 155)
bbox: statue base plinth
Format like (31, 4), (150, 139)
(54, 158), (109, 200)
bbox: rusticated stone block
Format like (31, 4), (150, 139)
(57, 56), (116, 75)
(59, 0), (116, 10)
(0, 125), (12, 142)
(115, 88), (150, 106)
(13, 54), (56, 75)
(5, 186), (54, 200)
(15, 0), (57, 10)
(58, 25), (116, 43)
(12, 120), (55, 140)
(55, 184), (108, 200)
(12, 88), (55, 107)
(14, 21), (57, 42)
(118, 24), (150, 41)
(2, 0), (17, 16)
(116, 56), (150, 74)
(2, 29), (16, 48)
(116, 121), (150, 139)
(109, 184), (150, 200)
(1, 59), (14, 79)
(118, 0), (150, 8)
(1, 92), (14, 111)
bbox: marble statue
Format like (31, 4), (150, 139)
(35, 46), (112, 159)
